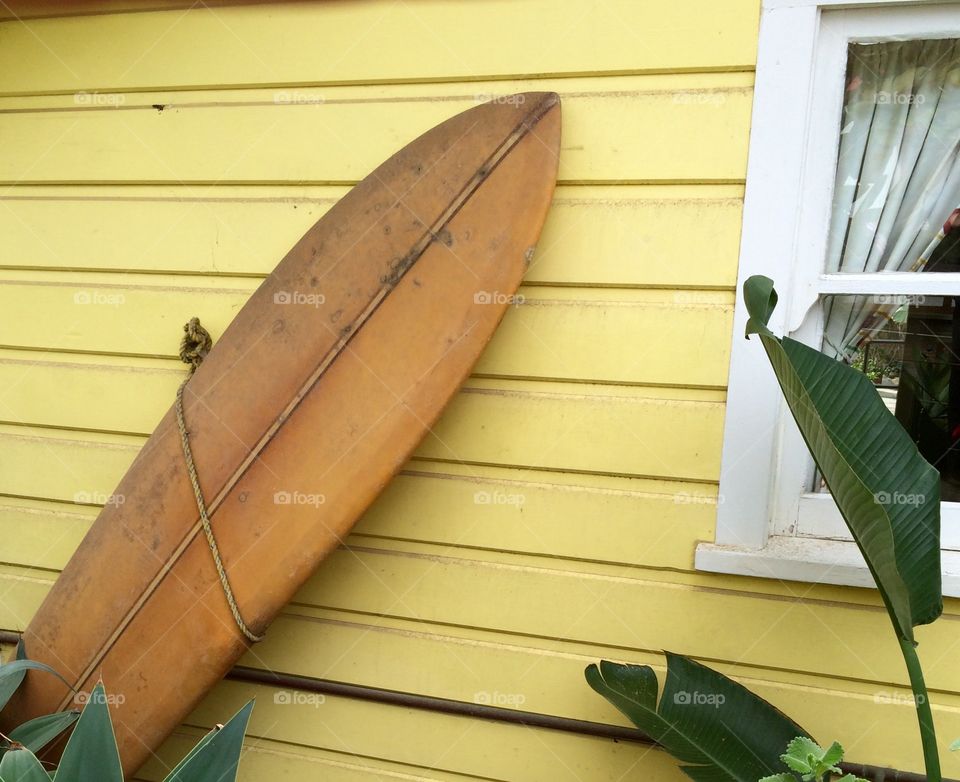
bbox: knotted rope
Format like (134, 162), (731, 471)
(176, 317), (263, 643)
(179, 316), (211, 371)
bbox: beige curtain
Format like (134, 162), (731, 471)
(822, 38), (960, 360)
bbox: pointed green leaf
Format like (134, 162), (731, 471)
(54, 682), (122, 782)
(0, 638), (30, 717)
(163, 729), (217, 779)
(164, 700), (253, 782)
(743, 275), (942, 642)
(0, 749), (50, 782)
(586, 654), (810, 782)
(584, 660), (705, 763)
(0, 662), (72, 714)
(8, 712), (80, 754)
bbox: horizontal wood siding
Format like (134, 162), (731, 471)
(0, 1), (758, 92)
(7, 2), (947, 781)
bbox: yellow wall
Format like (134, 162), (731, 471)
(1, 2), (957, 780)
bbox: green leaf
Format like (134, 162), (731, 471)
(8, 712), (80, 754)
(743, 274), (778, 338)
(780, 736), (817, 774)
(819, 741), (843, 769)
(0, 749), (50, 782)
(780, 737), (845, 780)
(54, 682), (122, 782)
(0, 662), (72, 714)
(758, 776), (798, 782)
(585, 654), (810, 782)
(163, 728), (218, 780)
(742, 275), (942, 642)
(164, 700), (253, 782)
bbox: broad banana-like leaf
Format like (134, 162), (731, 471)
(585, 653), (809, 782)
(0, 748), (49, 782)
(743, 275), (942, 642)
(54, 682), (122, 782)
(165, 700), (253, 782)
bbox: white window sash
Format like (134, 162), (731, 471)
(819, 273), (960, 296)
(702, 0), (960, 592)
(796, 493), (960, 550)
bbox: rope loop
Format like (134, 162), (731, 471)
(176, 317), (263, 643)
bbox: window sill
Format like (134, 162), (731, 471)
(696, 536), (960, 598)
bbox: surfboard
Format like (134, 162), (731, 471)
(8, 92), (561, 775)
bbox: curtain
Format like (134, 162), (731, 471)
(822, 38), (960, 360)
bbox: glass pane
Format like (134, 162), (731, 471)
(826, 38), (960, 277)
(818, 293), (960, 500)
(812, 37), (960, 502)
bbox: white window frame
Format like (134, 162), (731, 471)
(696, 0), (960, 595)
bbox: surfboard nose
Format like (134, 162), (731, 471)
(525, 91), (561, 141)
(476, 91), (561, 157)
(516, 91), (561, 165)
(527, 91), (560, 109)
(522, 91), (561, 136)
(476, 91), (560, 122)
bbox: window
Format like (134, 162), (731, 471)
(696, 1), (960, 595)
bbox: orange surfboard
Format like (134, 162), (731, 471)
(9, 92), (561, 775)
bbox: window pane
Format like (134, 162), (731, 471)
(819, 293), (960, 499)
(826, 38), (960, 277)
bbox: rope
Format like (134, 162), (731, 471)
(179, 316), (212, 371)
(176, 317), (263, 643)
